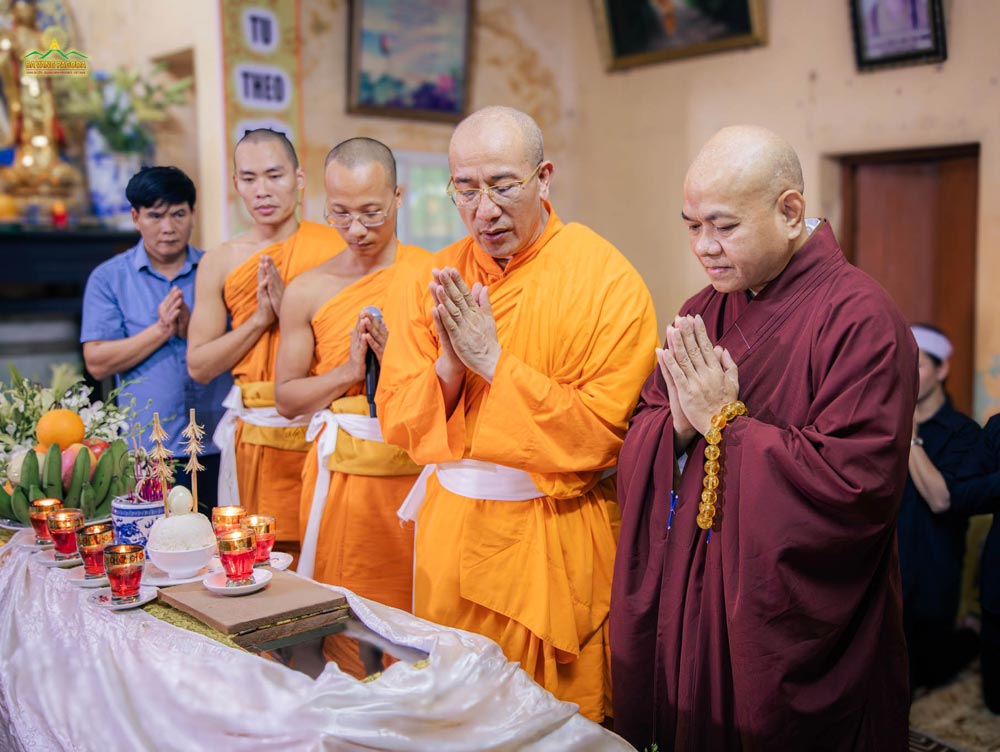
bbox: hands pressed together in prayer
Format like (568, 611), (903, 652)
(346, 308), (389, 381)
(430, 267), (501, 383)
(657, 314), (739, 452)
(157, 287), (191, 339)
(252, 255), (285, 327)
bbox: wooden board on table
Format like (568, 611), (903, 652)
(158, 568), (347, 635)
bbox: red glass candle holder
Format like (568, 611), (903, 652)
(242, 514), (275, 567)
(217, 529), (256, 586)
(47, 509), (84, 560)
(28, 498), (63, 545)
(77, 523), (114, 579)
(104, 544), (145, 604)
(211, 505), (246, 535)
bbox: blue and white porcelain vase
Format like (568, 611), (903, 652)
(111, 496), (164, 549)
(84, 126), (142, 229)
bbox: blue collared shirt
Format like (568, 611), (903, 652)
(80, 241), (232, 455)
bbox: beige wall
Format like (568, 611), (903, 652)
(569, 0), (1000, 419)
(67, 0), (1000, 418)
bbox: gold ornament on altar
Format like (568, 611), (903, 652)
(181, 408), (205, 513)
(0, 1), (82, 213)
(148, 412), (173, 516)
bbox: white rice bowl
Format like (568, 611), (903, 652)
(146, 513), (216, 578)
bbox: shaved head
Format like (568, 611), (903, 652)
(682, 126), (809, 294)
(325, 137), (397, 188)
(686, 125), (803, 201)
(235, 128), (299, 169)
(450, 105), (544, 169)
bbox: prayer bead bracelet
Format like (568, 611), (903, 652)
(697, 400), (748, 530)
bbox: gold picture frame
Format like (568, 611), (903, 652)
(347, 0), (475, 123)
(592, 0), (767, 72)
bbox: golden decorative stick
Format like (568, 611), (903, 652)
(181, 408), (205, 512)
(149, 412), (173, 516)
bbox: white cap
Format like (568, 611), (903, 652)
(911, 325), (953, 362)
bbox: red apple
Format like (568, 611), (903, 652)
(61, 443), (97, 490)
(82, 437), (111, 461)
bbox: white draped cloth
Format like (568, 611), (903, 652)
(0, 530), (632, 751)
(213, 384), (311, 507)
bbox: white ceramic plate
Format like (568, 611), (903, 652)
(63, 567), (109, 588)
(142, 557), (223, 587)
(15, 538), (52, 551)
(88, 586), (158, 611)
(36, 549), (82, 568)
(0, 517), (28, 531)
(203, 568), (272, 596)
(267, 551), (292, 571)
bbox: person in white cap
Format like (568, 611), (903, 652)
(899, 323), (992, 694)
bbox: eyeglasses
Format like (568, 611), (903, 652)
(323, 208), (392, 229)
(446, 162), (543, 209)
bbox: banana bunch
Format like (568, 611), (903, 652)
(0, 439), (135, 525)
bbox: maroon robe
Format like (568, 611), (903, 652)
(611, 222), (918, 751)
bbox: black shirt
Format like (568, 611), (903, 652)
(951, 413), (1000, 613)
(897, 398), (991, 622)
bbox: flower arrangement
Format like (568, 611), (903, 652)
(0, 364), (133, 480)
(58, 64), (192, 154)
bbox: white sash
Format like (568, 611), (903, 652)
(296, 410), (384, 579)
(396, 459), (545, 522)
(212, 384), (310, 507)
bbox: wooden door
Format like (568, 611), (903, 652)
(839, 145), (979, 415)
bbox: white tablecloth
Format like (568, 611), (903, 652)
(0, 530), (632, 751)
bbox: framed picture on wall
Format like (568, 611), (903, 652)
(850, 0), (947, 72)
(592, 0), (767, 72)
(347, 0), (474, 123)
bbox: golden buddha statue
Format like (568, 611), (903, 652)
(0, 0), (81, 211)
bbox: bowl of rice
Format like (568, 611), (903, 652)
(146, 513), (216, 579)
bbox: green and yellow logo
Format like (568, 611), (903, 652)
(22, 39), (88, 76)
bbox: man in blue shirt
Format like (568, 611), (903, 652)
(81, 166), (232, 508)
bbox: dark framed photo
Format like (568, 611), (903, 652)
(592, 0), (767, 72)
(347, 0), (474, 123)
(850, 0), (947, 72)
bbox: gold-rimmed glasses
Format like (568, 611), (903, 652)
(446, 162), (543, 209)
(323, 207), (393, 229)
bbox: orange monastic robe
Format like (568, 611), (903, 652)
(378, 204), (658, 722)
(223, 220), (343, 544)
(299, 243), (430, 606)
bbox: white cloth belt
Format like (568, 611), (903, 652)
(397, 462), (618, 522)
(397, 459), (545, 522)
(297, 409), (384, 579)
(213, 384), (310, 507)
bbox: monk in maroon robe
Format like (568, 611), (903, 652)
(611, 126), (918, 751)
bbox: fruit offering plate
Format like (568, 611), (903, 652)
(0, 518), (28, 531)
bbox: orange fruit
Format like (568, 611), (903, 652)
(34, 442), (50, 455)
(36, 409), (85, 450)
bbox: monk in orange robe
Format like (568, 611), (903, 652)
(188, 129), (343, 553)
(377, 106), (658, 722)
(274, 138), (429, 677)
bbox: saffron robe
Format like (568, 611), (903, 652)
(224, 221), (343, 544)
(299, 243), (430, 606)
(611, 222), (918, 751)
(378, 204), (658, 722)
